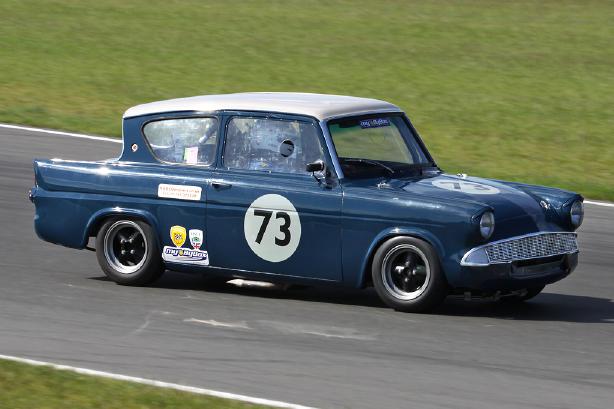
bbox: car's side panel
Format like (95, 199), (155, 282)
(340, 182), (485, 288)
(33, 189), (164, 249)
(206, 169), (343, 281)
(33, 160), (212, 253)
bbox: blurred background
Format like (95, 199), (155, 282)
(1, 0), (612, 199)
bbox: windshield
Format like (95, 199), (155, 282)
(328, 114), (434, 178)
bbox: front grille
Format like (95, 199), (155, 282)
(485, 233), (578, 264)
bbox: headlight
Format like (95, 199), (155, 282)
(570, 200), (584, 228)
(479, 211), (495, 239)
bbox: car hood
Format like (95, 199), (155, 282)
(392, 173), (545, 222)
(343, 171), (580, 238)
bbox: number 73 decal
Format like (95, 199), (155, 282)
(244, 194), (302, 262)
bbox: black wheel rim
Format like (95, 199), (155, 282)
(103, 221), (147, 274)
(381, 244), (431, 300)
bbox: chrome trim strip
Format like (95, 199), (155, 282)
(460, 231), (578, 267)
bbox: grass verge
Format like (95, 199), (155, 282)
(0, 0), (612, 199)
(0, 358), (274, 409)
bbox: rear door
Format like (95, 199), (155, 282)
(206, 113), (343, 282)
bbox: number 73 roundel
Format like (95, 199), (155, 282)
(244, 194), (302, 262)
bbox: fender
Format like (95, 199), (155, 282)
(354, 226), (446, 288)
(84, 207), (161, 248)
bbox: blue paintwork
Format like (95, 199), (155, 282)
(31, 108), (582, 291)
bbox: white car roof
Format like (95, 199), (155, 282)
(123, 92), (402, 121)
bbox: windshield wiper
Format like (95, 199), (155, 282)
(340, 158), (395, 177)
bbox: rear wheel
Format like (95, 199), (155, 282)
(372, 236), (448, 313)
(96, 219), (164, 286)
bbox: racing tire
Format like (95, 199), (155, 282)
(501, 286), (545, 303)
(372, 236), (448, 313)
(96, 218), (164, 286)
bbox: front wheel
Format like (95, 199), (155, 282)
(96, 219), (164, 286)
(372, 236), (448, 313)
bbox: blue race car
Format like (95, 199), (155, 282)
(31, 93), (583, 312)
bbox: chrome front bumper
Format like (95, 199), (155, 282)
(460, 232), (578, 267)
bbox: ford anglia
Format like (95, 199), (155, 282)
(30, 93), (583, 312)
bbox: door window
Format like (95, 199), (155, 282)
(223, 117), (324, 174)
(143, 117), (218, 166)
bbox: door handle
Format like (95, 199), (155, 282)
(211, 181), (232, 189)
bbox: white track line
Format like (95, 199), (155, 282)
(585, 200), (614, 208)
(184, 318), (251, 329)
(0, 354), (317, 409)
(0, 123), (121, 143)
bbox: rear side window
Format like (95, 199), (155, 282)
(223, 117), (324, 174)
(143, 117), (218, 166)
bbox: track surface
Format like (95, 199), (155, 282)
(1, 127), (613, 409)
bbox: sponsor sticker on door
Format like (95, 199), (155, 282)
(189, 229), (203, 250)
(162, 225), (209, 265)
(158, 184), (202, 201)
(162, 246), (209, 266)
(170, 225), (187, 247)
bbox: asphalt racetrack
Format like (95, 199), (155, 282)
(1, 126), (613, 409)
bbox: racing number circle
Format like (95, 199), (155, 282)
(244, 194), (302, 262)
(432, 180), (500, 195)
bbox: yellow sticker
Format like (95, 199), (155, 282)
(170, 225), (187, 248)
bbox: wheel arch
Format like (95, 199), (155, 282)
(84, 207), (161, 248)
(356, 227), (446, 288)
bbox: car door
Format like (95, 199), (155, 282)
(205, 113), (343, 282)
(139, 115), (219, 265)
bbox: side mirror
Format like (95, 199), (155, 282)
(305, 160), (325, 173)
(306, 160), (334, 188)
